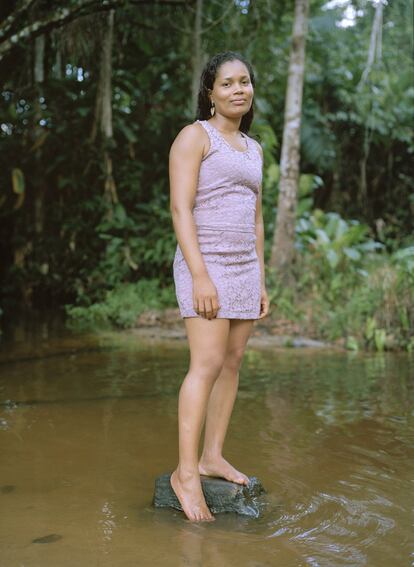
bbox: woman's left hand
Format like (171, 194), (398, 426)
(258, 286), (270, 319)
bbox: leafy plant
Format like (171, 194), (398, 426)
(66, 278), (176, 329)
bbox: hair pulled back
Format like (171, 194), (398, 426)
(196, 51), (256, 134)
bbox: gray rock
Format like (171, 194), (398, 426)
(1, 485), (15, 493)
(32, 534), (62, 544)
(153, 473), (266, 518)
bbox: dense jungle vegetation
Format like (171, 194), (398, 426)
(0, 0), (413, 350)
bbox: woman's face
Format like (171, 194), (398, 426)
(209, 59), (254, 119)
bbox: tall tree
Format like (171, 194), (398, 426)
(270, 0), (310, 285)
(90, 9), (118, 207)
(191, 0), (203, 116)
(357, 0), (385, 213)
(358, 0), (384, 89)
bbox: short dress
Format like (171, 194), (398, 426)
(172, 119), (263, 319)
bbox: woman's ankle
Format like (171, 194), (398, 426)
(176, 465), (200, 481)
(200, 450), (222, 462)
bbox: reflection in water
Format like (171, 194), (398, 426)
(100, 500), (116, 544)
(0, 323), (413, 567)
(99, 400), (117, 554)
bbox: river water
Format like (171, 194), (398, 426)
(0, 319), (413, 567)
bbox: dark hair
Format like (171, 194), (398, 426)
(196, 51), (256, 134)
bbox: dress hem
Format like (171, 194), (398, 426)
(180, 312), (260, 320)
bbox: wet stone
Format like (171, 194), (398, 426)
(32, 534), (63, 544)
(1, 485), (15, 494)
(153, 473), (266, 518)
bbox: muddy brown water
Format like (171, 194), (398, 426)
(0, 320), (413, 567)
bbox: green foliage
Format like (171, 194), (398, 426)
(267, 208), (413, 351)
(296, 209), (384, 288)
(392, 246), (414, 281)
(77, 184), (176, 301)
(0, 0), (412, 357)
(66, 278), (176, 329)
(269, 255), (413, 352)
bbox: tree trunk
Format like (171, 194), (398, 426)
(14, 32), (47, 306)
(358, 1), (383, 89)
(52, 29), (63, 79)
(357, 1), (384, 214)
(269, 0), (310, 286)
(33, 33), (46, 236)
(191, 0), (203, 117)
(359, 126), (373, 214)
(90, 9), (118, 206)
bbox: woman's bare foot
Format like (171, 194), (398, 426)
(198, 455), (249, 486)
(170, 467), (215, 522)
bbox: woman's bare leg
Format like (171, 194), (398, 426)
(170, 316), (230, 522)
(198, 319), (254, 485)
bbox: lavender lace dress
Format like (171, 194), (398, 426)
(172, 119), (263, 319)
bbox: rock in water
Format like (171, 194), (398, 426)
(32, 534), (63, 544)
(153, 473), (266, 518)
(1, 485), (15, 494)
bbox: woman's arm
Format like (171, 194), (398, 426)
(254, 142), (269, 318)
(169, 124), (208, 279)
(254, 144), (266, 290)
(169, 123), (220, 319)
(255, 186), (266, 290)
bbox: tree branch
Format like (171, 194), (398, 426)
(0, 0), (194, 61)
(161, 0), (234, 37)
(200, 0), (234, 35)
(0, 0), (38, 41)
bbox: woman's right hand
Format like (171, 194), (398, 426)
(192, 274), (220, 319)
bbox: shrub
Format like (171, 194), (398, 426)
(65, 278), (176, 329)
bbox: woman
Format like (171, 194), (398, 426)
(169, 51), (269, 522)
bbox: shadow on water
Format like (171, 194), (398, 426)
(0, 314), (413, 567)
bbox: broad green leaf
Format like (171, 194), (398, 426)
(12, 168), (25, 194)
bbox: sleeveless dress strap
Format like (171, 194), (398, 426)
(196, 119), (218, 141)
(196, 119), (220, 159)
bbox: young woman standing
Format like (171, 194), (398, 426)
(169, 51), (269, 522)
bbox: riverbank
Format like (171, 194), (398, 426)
(64, 242), (414, 353)
(0, 309), (335, 367)
(131, 307), (338, 350)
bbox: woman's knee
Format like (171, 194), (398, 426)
(185, 318), (230, 378)
(189, 352), (226, 379)
(223, 346), (245, 373)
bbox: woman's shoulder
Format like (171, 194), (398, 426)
(169, 121), (210, 161)
(172, 121), (209, 146)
